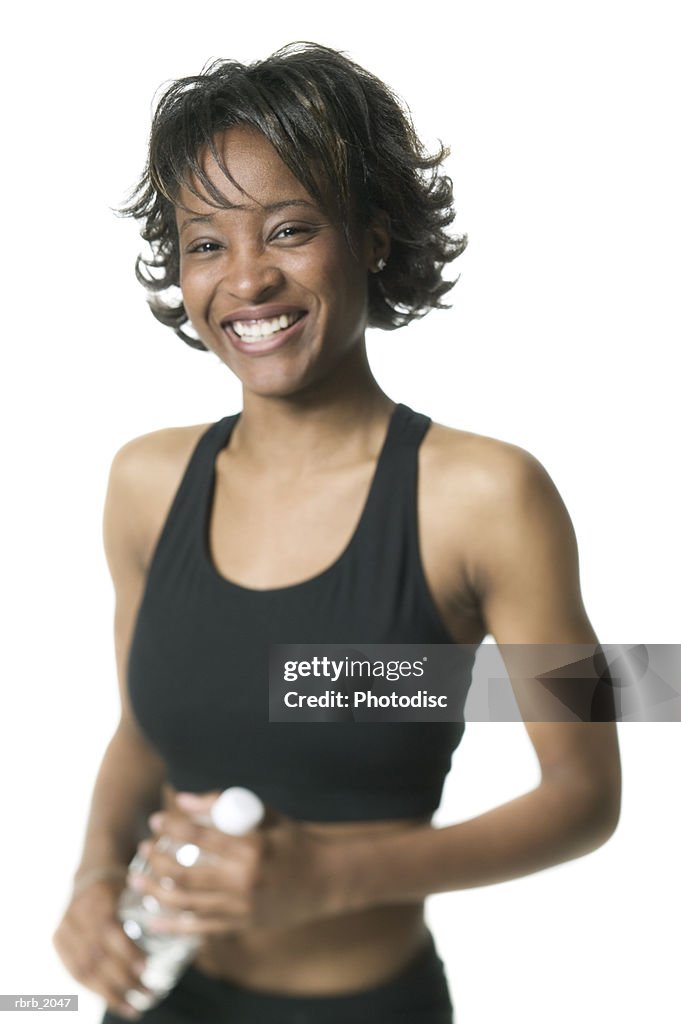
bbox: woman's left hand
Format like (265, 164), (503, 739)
(127, 792), (352, 936)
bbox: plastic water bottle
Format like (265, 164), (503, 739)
(118, 787), (265, 1011)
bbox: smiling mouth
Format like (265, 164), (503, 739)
(226, 311), (306, 342)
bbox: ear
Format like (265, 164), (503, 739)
(363, 209), (391, 274)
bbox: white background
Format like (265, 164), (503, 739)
(1, 2), (679, 1022)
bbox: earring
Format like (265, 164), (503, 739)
(376, 258), (387, 272)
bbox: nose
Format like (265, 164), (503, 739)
(221, 244), (284, 304)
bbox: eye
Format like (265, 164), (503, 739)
(272, 224), (313, 242)
(186, 240), (221, 254)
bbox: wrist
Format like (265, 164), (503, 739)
(315, 836), (362, 917)
(325, 823), (439, 914)
(319, 831), (400, 916)
(72, 864), (129, 899)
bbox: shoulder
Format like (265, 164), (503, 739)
(110, 420), (215, 471)
(420, 420), (577, 588)
(105, 421), (215, 571)
(421, 418), (555, 512)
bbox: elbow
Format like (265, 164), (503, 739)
(544, 766), (622, 857)
(574, 775), (622, 853)
(588, 790), (621, 849)
(591, 755), (622, 846)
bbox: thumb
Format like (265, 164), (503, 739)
(176, 788), (274, 832)
(174, 790), (222, 815)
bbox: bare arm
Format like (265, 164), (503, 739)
(74, 440), (168, 881)
(53, 436), (171, 1019)
(333, 445), (622, 910)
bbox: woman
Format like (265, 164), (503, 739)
(53, 42), (621, 1023)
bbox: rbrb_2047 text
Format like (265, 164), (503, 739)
(284, 689), (448, 708)
(282, 656), (427, 683)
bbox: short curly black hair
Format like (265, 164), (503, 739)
(120, 41), (468, 350)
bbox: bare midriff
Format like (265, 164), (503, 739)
(161, 783), (431, 995)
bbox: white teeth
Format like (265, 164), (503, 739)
(230, 313), (300, 340)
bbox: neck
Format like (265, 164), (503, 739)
(229, 344), (395, 472)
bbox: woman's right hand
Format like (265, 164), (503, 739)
(52, 875), (150, 1022)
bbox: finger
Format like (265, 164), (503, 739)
(103, 982), (151, 1023)
(147, 815), (262, 862)
(101, 918), (149, 971)
(129, 873), (252, 917)
(57, 929), (147, 1020)
(174, 790), (279, 829)
(147, 912), (248, 937)
(74, 921), (148, 995)
(105, 1002), (143, 1022)
(131, 847), (251, 893)
(147, 811), (207, 846)
(96, 954), (153, 1014)
(83, 945), (152, 1022)
(174, 791), (222, 815)
(106, 1001), (144, 1022)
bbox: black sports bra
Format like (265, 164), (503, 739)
(127, 403), (476, 821)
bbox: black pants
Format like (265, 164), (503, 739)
(101, 931), (454, 1023)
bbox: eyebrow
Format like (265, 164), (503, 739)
(178, 199), (320, 234)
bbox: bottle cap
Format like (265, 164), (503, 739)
(210, 787), (265, 835)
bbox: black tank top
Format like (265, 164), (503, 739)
(127, 403), (476, 821)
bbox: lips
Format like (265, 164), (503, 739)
(220, 305), (308, 355)
(220, 304), (307, 331)
(231, 310), (304, 341)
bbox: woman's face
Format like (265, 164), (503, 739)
(175, 125), (385, 398)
